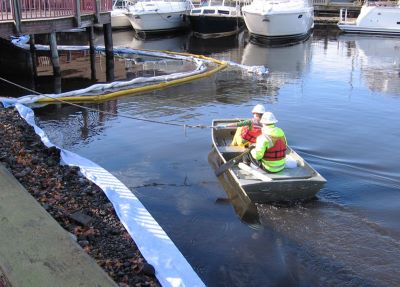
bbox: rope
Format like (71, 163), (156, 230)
(0, 76), (214, 130)
(0, 77), (41, 95)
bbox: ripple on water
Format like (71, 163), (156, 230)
(257, 201), (400, 286)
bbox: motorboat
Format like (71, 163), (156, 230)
(242, 0), (314, 42)
(188, 0), (245, 38)
(211, 119), (326, 203)
(125, 0), (194, 33)
(337, 0), (400, 35)
(111, 0), (134, 29)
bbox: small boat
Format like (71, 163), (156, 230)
(211, 119), (326, 203)
(111, 0), (134, 29)
(188, 0), (245, 38)
(242, 0), (314, 43)
(125, 0), (194, 34)
(337, 0), (400, 35)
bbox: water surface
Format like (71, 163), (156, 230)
(33, 30), (400, 286)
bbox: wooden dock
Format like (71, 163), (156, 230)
(0, 0), (112, 38)
(0, 0), (115, 84)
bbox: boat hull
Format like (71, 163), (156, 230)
(211, 119), (326, 203)
(189, 15), (244, 38)
(337, 24), (400, 35)
(242, 8), (314, 39)
(338, 5), (400, 35)
(242, 175), (325, 202)
(111, 13), (131, 29)
(126, 12), (189, 33)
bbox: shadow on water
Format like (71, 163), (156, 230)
(208, 148), (260, 224)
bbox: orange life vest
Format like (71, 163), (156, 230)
(263, 136), (287, 161)
(240, 119), (262, 143)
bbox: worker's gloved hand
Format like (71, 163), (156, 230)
(215, 124), (226, 129)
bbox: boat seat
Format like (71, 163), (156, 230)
(235, 164), (315, 181)
(218, 146), (246, 153)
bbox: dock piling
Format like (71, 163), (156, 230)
(87, 26), (97, 81)
(103, 23), (114, 82)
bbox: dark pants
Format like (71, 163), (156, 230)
(242, 152), (263, 169)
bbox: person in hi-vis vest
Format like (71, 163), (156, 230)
(243, 112), (287, 173)
(216, 104), (266, 148)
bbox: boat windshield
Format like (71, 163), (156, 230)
(200, 0), (238, 7)
(365, 0), (399, 6)
(250, 0), (310, 5)
(113, 0), (135, 9)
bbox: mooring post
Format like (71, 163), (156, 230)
(11, 0), (21, 34)
(103, 23), (114, 82)
(29, 34), (38, 79)
(74, 0), (82, 27)
(95, 0), (101, 23)
(49, 32), (61, 93)
(87, 25), (97, 81)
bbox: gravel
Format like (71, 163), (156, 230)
(0, 104), (161, 287)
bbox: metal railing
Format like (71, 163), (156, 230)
(0, 0), (112, 21)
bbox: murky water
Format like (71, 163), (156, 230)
(22, 29), (400, 286)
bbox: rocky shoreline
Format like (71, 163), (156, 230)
(0, 104), (160, 287)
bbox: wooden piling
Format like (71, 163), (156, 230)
(49, 32), (61, 78)
(49, 32), (62, 93)
(11, 0), (21, 34)
(74, 0), (82, 27)
(103, 23), (114, 82)
(29, 34), (38, 79)
(87, 26), (97, 81)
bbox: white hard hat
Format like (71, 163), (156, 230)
(260, 112), (278, 124)
(252, 104), (265, 114)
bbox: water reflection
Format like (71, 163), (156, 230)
(338, 34), (400, 95)
(31, 29), (400, 287)
(34, 101), (117, 147)
(241, 38), (312, 79)
(186, 33), (241, 55)
(96, 30), (189, 52)
(240, 39), (312, 99)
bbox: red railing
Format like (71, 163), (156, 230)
(0, 0), (13, 20)
(0, 0), (112, 21)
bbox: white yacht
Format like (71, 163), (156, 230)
(125, 0), (194, 33)
(242, 0), (314, 41)
(111, 0), (134, 29)
(337, 0), (400, 35)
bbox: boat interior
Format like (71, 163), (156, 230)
(212, 120), (319, 181)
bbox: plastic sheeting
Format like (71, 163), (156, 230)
(8, 103), (206, 287)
